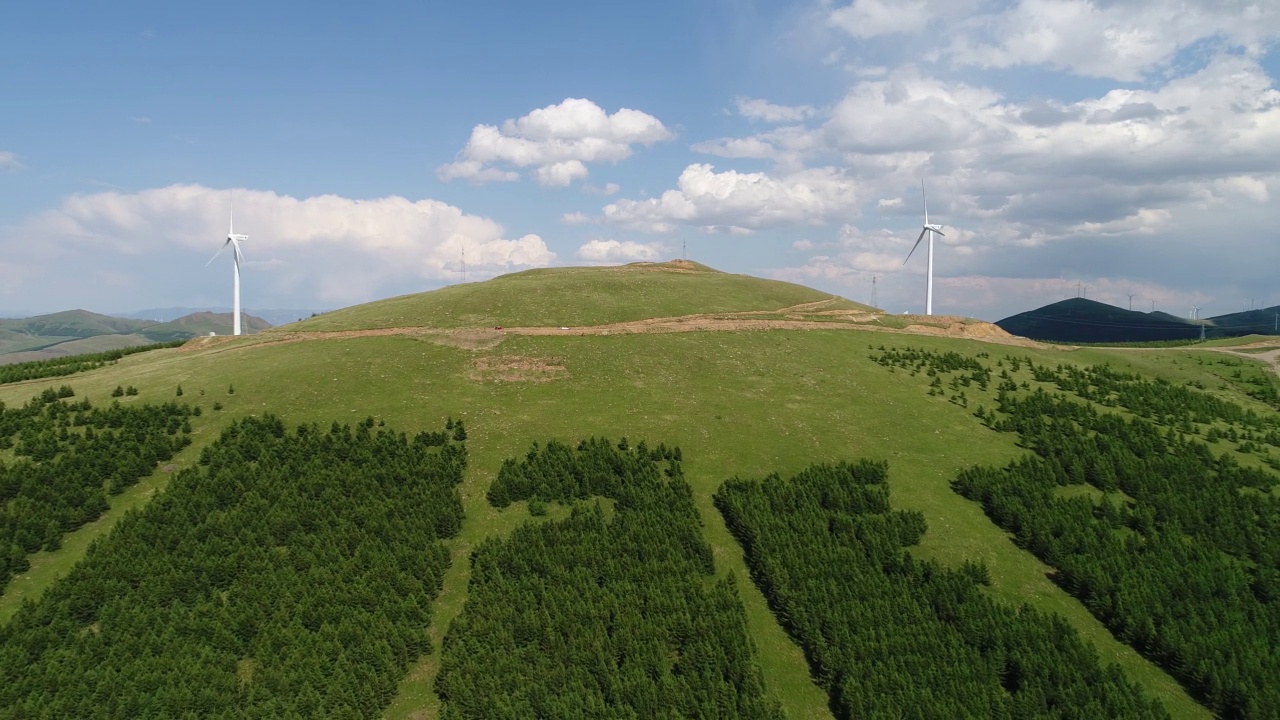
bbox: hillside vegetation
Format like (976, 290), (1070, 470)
(289, 261), (872, 332)
(6, 262), (1273, 718)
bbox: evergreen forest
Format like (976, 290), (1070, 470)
(436, 437), (780, 719)
(0, 386), (195, 586)
(874, 347), (1280, 717)
(716, 460), (1169, 719)
(0, 415), (465, 719)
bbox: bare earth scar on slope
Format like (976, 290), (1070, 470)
(468, 355), (567, 383)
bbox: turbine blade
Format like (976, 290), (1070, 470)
(921, 178), (928, 226)
(903, 227), (928, 264)
(932, 228), (946, 237)
(206, 240), (230, 266)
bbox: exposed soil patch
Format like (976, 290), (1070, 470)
(469, 355), (567, 383)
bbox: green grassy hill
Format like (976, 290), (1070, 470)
(139, 311), (271, 340)
(291, 260), (872, 331)
(7, 263), (1274, 718)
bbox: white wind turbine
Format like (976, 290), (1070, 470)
(206, 194), (249, 335)
(902, 179), (945, 316)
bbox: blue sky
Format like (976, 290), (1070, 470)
(2, 0), (1279, 321)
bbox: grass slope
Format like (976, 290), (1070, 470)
(289, 261), (870, 332)
(0, 334), (156, 365)
(0, 264), (1236, 719)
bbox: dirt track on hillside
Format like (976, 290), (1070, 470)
(178, 299), (1047, 356)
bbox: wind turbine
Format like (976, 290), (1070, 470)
(206, 194), (248, 335)
(902, 179), (945, 315)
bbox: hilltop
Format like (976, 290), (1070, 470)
(996, 298), (1201, 343)
(5, 261), (1273, 719)
(291, 260), (876, 332)
(997, 297), (1280, 344)
(0, 309), (271, 363)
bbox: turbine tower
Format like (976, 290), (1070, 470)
(207, 194), (248, 335)
(903, 179), (945, 315)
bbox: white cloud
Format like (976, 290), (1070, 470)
(15, 185), (555, 304)
(683, 54), (1280, 254)
(0, 151), (23, 170)
(534, 160), (589, 187)
(583, 182), (621, 196)
(735, 97), (817, 123)
(947, 0), (1280, 81)
(828, 0), (935, 38)
(576, 239), (665, 264)
(823, 70), (1008, 155)
(561, 211), (592, 225)
(793, 239), (814, 251)
(691, 136), (780, 160)
(1214, 176), (1270, 203)
(437, 98), (674, 186)
(600, 164), (860, 233)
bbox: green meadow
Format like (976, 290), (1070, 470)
(5, 262), (1267, 718)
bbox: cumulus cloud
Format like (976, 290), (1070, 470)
(576, 239), (665, 264)
(437, 98), (674, 186)
(0, 151), (23, 170)
(14, 185), (555, 305)
(735, 97), (817, 123)
(600, 164), (860, 233)
(534, 160), (589, 187)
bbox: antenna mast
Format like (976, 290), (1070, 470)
(871, 275), (878, 309)
(461, 247), (467, 283)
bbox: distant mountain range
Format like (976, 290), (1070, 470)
(0, 309), (272, 364)
(997, 298), (1280, 343)
(113, 307), (325, 326)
